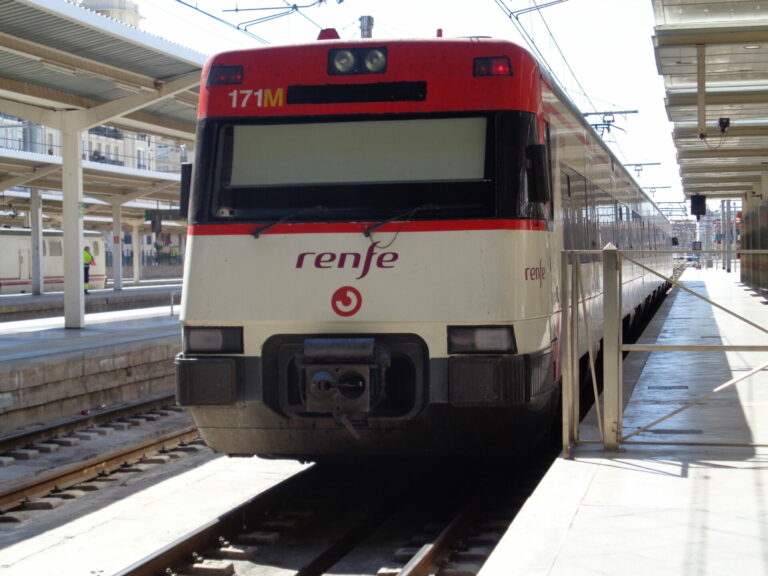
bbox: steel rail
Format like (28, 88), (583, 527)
(398, 500), (480, 576)
(0, 392), (178, 455)
(0, 426), (199, 512)
(115, 466), (319, 576)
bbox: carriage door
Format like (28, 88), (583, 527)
(20, 249), (30, 285)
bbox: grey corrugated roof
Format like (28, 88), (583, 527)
(0, 0), (210, 221)
(653, 0), (768, 201)
(0, 0), (205, 135)
(2, 0), (206, 73)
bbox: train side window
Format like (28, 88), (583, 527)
(91, 242), (100, 256)
(560, 168), (591, 255)
(49, 240), (62, 257)
(545, 120), (554, 222)
(571, 173), (588, 252)
(585, 180), (599, 252)
(560, 171), (575, 251)
(43, 240), (47, 257)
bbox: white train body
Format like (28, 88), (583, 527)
(0, 228), (106, 294)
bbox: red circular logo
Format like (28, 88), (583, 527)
(331, 286), (362, 317)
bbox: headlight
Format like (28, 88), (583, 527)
(332, 50), (356, 74)
(364, 49), (387, 73)
(448, 326), (516, 354)
(184, 327), (243, 354)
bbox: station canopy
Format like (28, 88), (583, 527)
(653, 0), (768, 203)
(0, 0), (206, 228)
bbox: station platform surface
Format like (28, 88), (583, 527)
(0, 282), (182, 322)
(0, 306), (180, 366)
(480, 266), (768, 576)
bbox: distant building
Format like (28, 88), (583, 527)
(79, 0), (142, 28)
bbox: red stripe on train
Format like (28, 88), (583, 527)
(188, 219), (548, 236)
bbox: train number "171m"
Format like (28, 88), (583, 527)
(228, 88), (284, 108)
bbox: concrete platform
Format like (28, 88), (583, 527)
(0, 453), (308, 575)
(480, 266), (768, 576)
(0, 307), (181, 435)
(0, 282), (182, 322)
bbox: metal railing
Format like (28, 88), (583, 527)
(561, 247), (768, 458)
(170, 289), (181, 316)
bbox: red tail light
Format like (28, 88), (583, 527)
(208, 65), (244, 86)
(473, 56), (513, 77)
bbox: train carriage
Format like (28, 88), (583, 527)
(176, 35), (673, 459)
(0, 228), (106, 294)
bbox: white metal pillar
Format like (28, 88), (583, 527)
(132, 223), (142, 285)
(112, 202), (123, 290)
(29, 188), (44, 295)
(725, 200), (732, 272)
(61, 112), (85, 329)
(561, 251), (574, 457)
(602, 244), (622, 450)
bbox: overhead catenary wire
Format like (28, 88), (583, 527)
(174, 0), (270, 44)
(225, 0), (325, 31)
(493, 0), (598, 114)
(492, 0), (647, 169)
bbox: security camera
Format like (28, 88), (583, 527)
(718, 118), (730, 133)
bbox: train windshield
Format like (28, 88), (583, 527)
(196, 111), (545, 223)
(230, 118), (485, 186)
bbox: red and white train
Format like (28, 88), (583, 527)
(176, 35), (673, 460)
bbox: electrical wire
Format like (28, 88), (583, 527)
(225, 1), (325, 31)
(492, 0), (602, 115)
(238, 8), (297, 31)
(174, 0), (270, 44)
(224, 2), (323, 12)
(284, 0), (324, 30)
(528, 1), (599, 113)
(493, 0), (643, 168)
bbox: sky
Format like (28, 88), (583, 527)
(133, 0), (683, 206)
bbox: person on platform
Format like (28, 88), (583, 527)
(83, 246), (95, 294)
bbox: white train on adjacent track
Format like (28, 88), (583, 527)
(0, 227), (106, 294)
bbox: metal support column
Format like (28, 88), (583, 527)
(561, 251), (573, 457)
(29, 188), (44, 295)
(132, 223), (141, 285)
(726, 200), (732, 272)
(112, 202), (123, 290)
(602, 245), (622, 450)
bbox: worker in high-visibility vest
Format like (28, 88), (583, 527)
(83, 246), (95, 294)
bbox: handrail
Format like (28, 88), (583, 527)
(171, 289), (181, 316)
(561, 248), (768, 457)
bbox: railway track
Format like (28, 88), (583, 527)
(116, 456), (553, 576)
(0, 393), (180, 458)
(0, 427), (201, 514)
(0, 395), (202, 518)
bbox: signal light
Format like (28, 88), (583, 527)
(473, 56), (513, 77)
(329, 47), (388, 75)
(208, 65), (244, 85)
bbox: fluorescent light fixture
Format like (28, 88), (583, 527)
(40, 60), (77, 76)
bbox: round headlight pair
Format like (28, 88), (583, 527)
(330, 48), (387, 74)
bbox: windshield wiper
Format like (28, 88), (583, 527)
(252, 205), (325, 238)
(363, 203), (438, 238)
